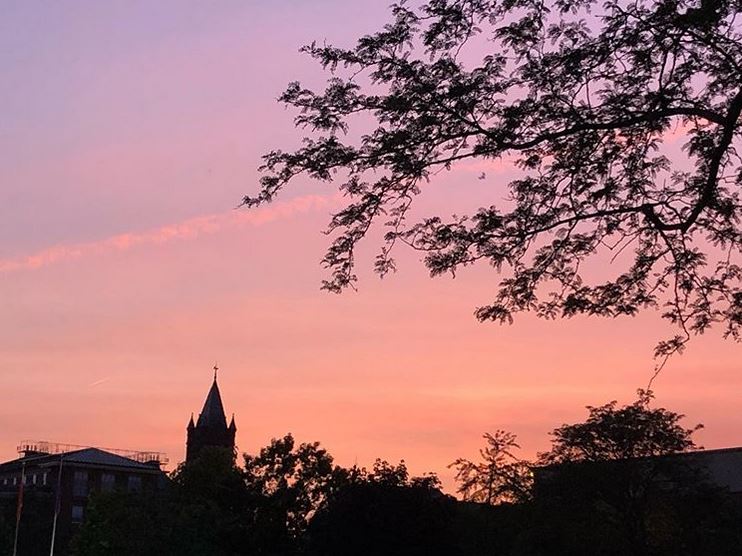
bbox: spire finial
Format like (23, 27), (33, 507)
(213, 362), (218, 381)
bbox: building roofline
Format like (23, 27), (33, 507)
(535, 445), (742, 472)
(680, 446), (742, 456)
(0, 447), (166, 474)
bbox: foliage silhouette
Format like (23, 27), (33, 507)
(450, 392), (742, 554)
(526, 391), (736, 555)
(67, 418), (741, 555)
(449, 430), (532, 504)
(539, 389), (701, 464)
(246, 0), (742, 358)
(306, 459), (457, 556)
(73, 447), (252, 556)
(242, 433), (344, 554)
(73, 438), (345, 556)
(0, 508), (10, 556)
(0, 492), (54, 556)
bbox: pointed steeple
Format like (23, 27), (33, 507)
(186, 364), (237, 463)
(196, 373), (228, 428)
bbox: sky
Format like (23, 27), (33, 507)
(1, 0), (740, 490)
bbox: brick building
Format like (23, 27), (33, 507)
(0, 442), (167, 554)
(1, 369), (236, 553)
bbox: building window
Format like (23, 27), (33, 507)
(32, 474), (37, 485)
(43, 472), (48, 486)
(12, 477), (16, 486)
(71, 505), (84, 523)
(127, 475), (142, 493)
(73, 471), (89, 497)
(101, 473), (116, 492)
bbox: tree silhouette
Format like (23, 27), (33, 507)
(539, 389), (701, 465)
(73, 440), (342, 556)
(449, 430), (532, 504)
(246, 0), (742, 357)
(534, 391), (711, 555)
(242, 433), (343, 551)
(306, 459), (456, 556)
(74, 447), (253, 556)
(450, 394), (742, 554)
(65, 424), (741, 555)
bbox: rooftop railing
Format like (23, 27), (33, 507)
(17, 440), (169, 465)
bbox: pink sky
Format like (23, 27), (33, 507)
(1, 1), (740, 491)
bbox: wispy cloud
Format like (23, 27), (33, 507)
(0, 195), (334, 273)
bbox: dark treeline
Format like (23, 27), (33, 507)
(4, 392), (741, 555)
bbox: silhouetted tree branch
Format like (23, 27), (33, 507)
(246, 0), (742, 359)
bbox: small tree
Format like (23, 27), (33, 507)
(449, 430), (532, 504)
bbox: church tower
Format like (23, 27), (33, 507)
(186, 366), (237, 462)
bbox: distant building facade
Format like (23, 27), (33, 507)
(0, 442), (167, 552)
(186, 368), (237, 462)
(673, 446), (742, 498)
(535, 446), (742, 499)
(0, 366), (237, 553)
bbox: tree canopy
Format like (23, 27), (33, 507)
(246, 0), (742, 358)
(532, 391), (720, 555)
(243, 433), (343, 549)
(452, 392), (741, 554)
(306, 460), (455, 556)
(67, 418), (741, 555)
(539, 389), (701, 464)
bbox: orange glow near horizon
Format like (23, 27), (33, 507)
(1, 1), (740, 493)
